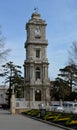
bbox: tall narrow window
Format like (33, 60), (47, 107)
(36, 67), (40, 80)
(36, 50), (40, 58)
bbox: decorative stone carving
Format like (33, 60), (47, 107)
(24, 11), (50, 108)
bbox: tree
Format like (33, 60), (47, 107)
(0, 26), (10, 62)
(0, 61), (24, 108)
(12, 74), (24, 98)
(51, 77), (71, 101)
(69, 41), (77, 65)
(58, 64), (77, 90)
(51, 42), (77, 101)
(69, 92), (77, 101)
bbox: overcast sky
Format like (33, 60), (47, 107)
(0, 0), (77, 82)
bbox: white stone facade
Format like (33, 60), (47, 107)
(24, 12), (50, 108)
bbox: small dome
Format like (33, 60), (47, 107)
(31, 12), (41, 20)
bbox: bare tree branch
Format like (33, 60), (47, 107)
(69, 41), (77, 65)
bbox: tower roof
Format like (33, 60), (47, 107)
(31, 12), (41, 20)
(31, 8), (41, 20)
(26, 10), (46, 26)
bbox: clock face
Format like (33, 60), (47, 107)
(35, 26), (41, 36)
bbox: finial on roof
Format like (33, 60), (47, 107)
(31, 8), (40, 19)
(34, 7), (39, 13)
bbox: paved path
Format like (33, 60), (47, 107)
(0, 110), (65, 130)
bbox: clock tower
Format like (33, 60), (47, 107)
(24, 11), (50, 108)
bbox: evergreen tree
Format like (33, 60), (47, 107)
(0, 61), (24, 108)
(58, 64), (77, 89)
(51, 77), (71, 101)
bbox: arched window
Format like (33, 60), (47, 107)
(36, 67), (40, 80)
(35, 89), (41, 101)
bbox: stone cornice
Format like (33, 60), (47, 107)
(25, 40), (48, 48)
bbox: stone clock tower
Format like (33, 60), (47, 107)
(24, 11), (50, 108)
